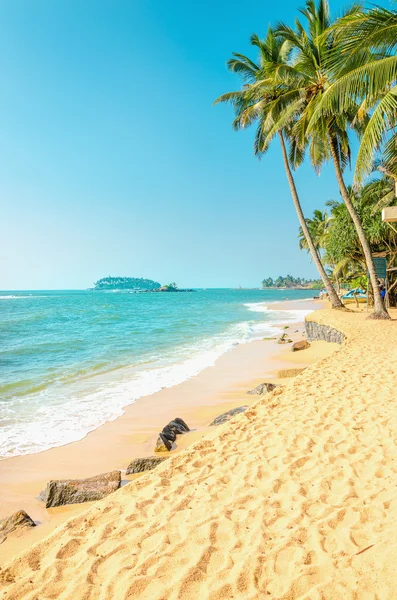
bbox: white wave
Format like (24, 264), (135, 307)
(0, 322), (254, 459)
(0, 299), (313, 459)
(244, 302), (312, 322)
(0, 295), (33, 299)
(244, 302), (269, 313)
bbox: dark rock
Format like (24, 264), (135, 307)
(167, 420), (189, 434)
(40, 471), (121, 508)
(305, 321), (345, 344)
(154, 418), (190, 452)
(155, 433), (173, 452)
(291, 340), (311, 352)
(161, 426), (177, 442)
(126, 456), (168, 474)
(209, 406), (248, 426)
(172, 417), (190, 432)
(247, 382), (279, 396)
(0, 510), (35, 542)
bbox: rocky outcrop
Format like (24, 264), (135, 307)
(0, 510), (35, 542)
(305, 320), (345, 344)
(209, 406), (248, 426)
(291, 340), (311, 352)
(40, 471), (121, 508)
(247, 383), (279, 395)
(126, 456), (168, 474)
(154, 418), (190, 452)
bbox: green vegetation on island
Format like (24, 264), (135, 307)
(94, 277), (161, 291)
(93, 278), (194, 293)
(262, 276), (322, 290)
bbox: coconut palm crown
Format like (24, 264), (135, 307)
(214, 26), (345, 308)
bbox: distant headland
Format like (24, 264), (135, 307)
(262, 275), (322, 290)
(93, 277), (194, 293)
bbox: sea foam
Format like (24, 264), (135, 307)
(0, 292), (314, 459)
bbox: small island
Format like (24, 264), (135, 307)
(93, 277), (194, 293)
(262, 275), (322, 290)
(94, 277), (161, 291)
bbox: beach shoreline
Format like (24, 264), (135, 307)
(4, 304), (397, 597)
(0, 297), (329, 561)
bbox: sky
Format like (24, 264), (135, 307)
(0, 0), (390, 290)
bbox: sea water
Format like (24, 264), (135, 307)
(0, 289), (314, 459)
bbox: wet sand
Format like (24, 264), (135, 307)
(0, 300), (326, 561)
(4, 305), (397, 597)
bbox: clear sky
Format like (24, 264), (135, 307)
(0, 0), (389, 290)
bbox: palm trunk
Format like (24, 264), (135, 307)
(278, 131), (344, 309)
(335, 275), (341, 295)
(329, 136), (390, 319)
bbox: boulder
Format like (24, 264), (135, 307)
(126, 456), (168, 474)
(40, 470), (121, 508)
(168, 419), (190, 434)
(154, 418), (190, 452)
(209, 406), (248, 426)
(247, 382), (278, 396)
(291, 340), (311, 352)
(161, 426), (177, 443)
(155, 433), (173, 452)
(172, 418), (190, 432)
(0, 510), (35, 542)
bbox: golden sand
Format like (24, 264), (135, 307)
(4, 306), (397, 598)
(0, 315), (317, 561)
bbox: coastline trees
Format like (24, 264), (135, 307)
(298, 179), (397, 304)
(216, 0), (395, 318)
(274, 0), (390, 318)
(214, 28), (345, 309)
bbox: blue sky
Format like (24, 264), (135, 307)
(0, 0), (389, 289)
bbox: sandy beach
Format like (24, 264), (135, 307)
(0, 299), (326, 562)
(10, 301), (397, 598)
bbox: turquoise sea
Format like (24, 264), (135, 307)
(0, 289), (315, 459)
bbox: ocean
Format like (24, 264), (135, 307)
(0, 288), (315, 459)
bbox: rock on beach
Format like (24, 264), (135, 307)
(0, 510), (35, 543)
(209, 406), (248, 426)
(291, 340), (311, 352)
(247, 382), (279, 395)
(40, 471), (121, 508)
(126, 456), (168, 474)
(155, 418), (190, 452)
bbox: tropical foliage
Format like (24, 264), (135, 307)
(216, 0), (397, 317)
(94, 277), (161, 291)
(262, 275), (322, 289)
(299, 179), (397, 303)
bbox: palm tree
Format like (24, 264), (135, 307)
(303, 181), (397, 302)
(275, 0), (389, 318)
(214, 28), (344, 308)
(298, 209), (330, 253)
(312, 4), (397, 184)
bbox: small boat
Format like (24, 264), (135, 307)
(341, 288), (367, 303)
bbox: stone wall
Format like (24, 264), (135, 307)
(305, 320), (345, 345)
